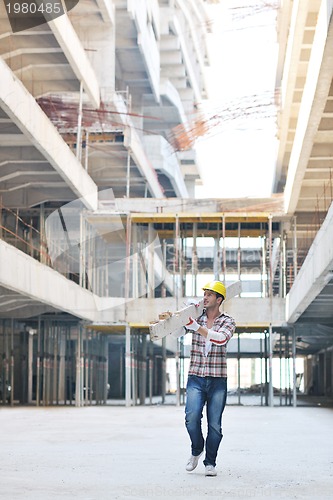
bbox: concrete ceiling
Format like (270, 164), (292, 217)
(274, 0), (333, 354)
(275, 0), (333, 220)
(0, 3), (99, 208)
(0, 0), (187, 206)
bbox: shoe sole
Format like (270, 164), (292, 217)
(185, 451), (203, 472)
(205, 467), (217, 477)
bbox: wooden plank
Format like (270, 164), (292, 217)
(149, 281), (242, 340)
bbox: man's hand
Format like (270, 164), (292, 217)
(186, 317), (200, 332)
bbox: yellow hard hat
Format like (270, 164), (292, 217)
(202, 280), (226, 299)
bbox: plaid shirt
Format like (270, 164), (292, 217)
(188, 311), (235, 378)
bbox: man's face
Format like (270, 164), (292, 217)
(203, 290), (219, 309)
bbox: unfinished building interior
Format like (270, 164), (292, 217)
(1, 0), (333, 409)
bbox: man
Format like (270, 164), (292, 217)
(184, 280), (235, 477)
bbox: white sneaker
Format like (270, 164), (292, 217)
(185, 451), (203, 471)
(205, 465), (217, 477)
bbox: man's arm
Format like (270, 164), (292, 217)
(186, 317), (235, 345)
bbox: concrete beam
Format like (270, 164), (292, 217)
(122, 295), (286, 330)
(124, 127), (164, 198)
(274, 0), (316, 190)
(48, 14), (100, 108)
(0, 240), (96, 321)
(96, 0), (115, 25)
(0, 244), (284, 327)
(170, 15), (202, 103)
(0, 59), (98, 210)
(284, 1), (333, 214)
(143, 135), (188, 198)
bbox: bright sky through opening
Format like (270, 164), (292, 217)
(195, 0), (279, 199)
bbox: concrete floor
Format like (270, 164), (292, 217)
(0, 404), (332, 499)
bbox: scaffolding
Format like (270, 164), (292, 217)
(0, 204), (313, 408)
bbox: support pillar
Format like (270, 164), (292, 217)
(214, 235), (220, 281)
(75, 326), (83, 407)
(293, 216), (298, 283)
(268, 323), (274, 407)
(237, 222), (241, 284)
(292, 327), (297, 408)
(222, 215), (226, 283)
(161, 337), (166, 404)
(268, 215), (274, 407)
(58, 327), (66, 402)
(175, 347), (180, 407)
(237, 333), (241, 405)
(125, 214), (132, 407)
(10, 319), (15, 406)
(76, 81), (83, 162)
(139, 335), (147, 405)
(27, 326), (33, 405)
(192, 222), (198, 296)
(125, 325), (131, 407)
(148, 223), (155, 298)
(39, 203), (46, 265)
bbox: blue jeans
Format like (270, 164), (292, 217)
(185, 375), (227, 467)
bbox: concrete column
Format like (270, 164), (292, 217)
(279, 232), (284, 297)
(149, 340), (153, 404)
(42, 322), (48, 406)
(129, 94), (143, 138)
(103, 336), (109, 405)
(213, 236), (220, 281)
(282, 232), (287, 296)
(58, 328), (66, 402)
(222, 215), (226, 282)
(36, 318), (41, 406)
(192, 222), (198, 296)
(76, 81), (83, 162)
(261, 235), (267, 298)
(323, 349), (327, 396)
(292, 327), (297, 407)
(131, 335), (137, 406)
(132, 224), (138, 299)
(237, 333), (241, 405)
(139, 335), (147, 405)
(331, 351), (333, 398)
(148, 223), (155, 298)
(125, 325), (131, 407)
(260, 334), (264, 406)
(72, 22), (115, 93)
(10, 319), (14, 407)
(125, 213), (132, 407)
(27, 329), (33, 405)
(75, 326), (83, 407)
(237, 222), (241, 283)
(268, 324), (274, 407)
(268, 216), (274, 407)
(293, 216), (298, 282)
(161, 337), (167, 404)
(174, 215), (180, 304)
(39, 203), (46, 265)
